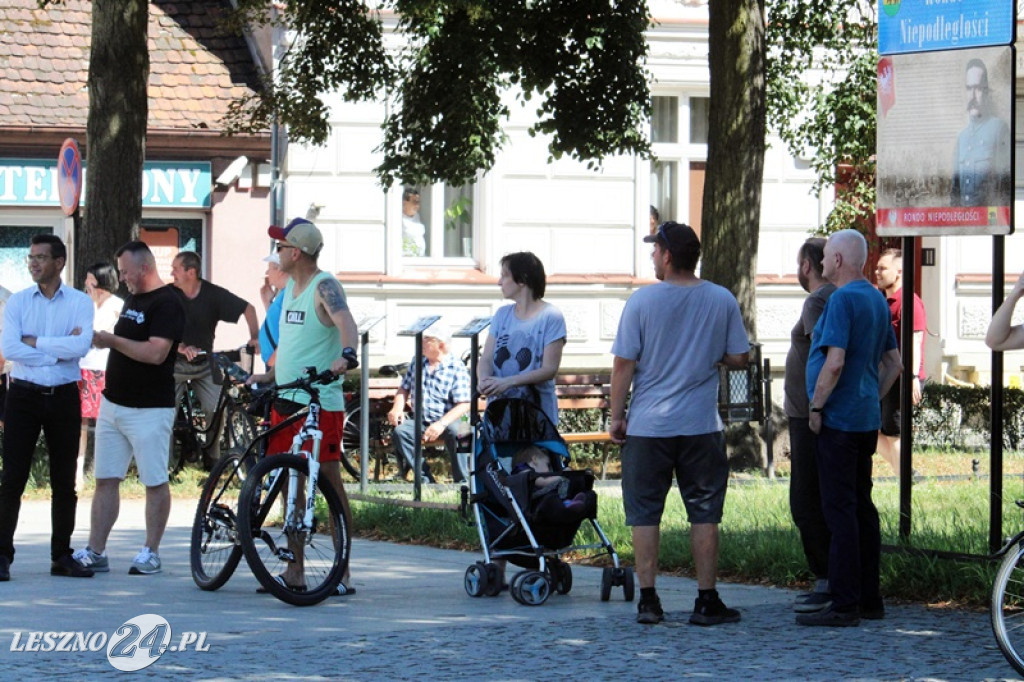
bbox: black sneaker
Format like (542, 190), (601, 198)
(689, 593), (741, 626)
(51, 553), (95, 578)
(796, 604), (860, 627)
(0, 555), (9, 581)
(637, 597), (664, 624)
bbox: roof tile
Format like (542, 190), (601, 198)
(1, 0), (263, 132)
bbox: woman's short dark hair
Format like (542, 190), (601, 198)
(500, 252), (547, 300)
(86, 262), (119, 294)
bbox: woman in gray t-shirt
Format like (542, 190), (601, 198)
(478, 252), (566, 426)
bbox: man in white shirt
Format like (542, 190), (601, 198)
(0, 234), (94, 580)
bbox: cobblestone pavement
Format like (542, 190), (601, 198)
(0, 499), (1019, 681)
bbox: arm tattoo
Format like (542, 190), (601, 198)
(317, 278), (349, 315)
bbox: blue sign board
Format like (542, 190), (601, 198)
(879, 0), (1015, 55)
(0, 159), (212, 208)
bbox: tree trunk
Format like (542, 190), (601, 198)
(702, 0), (766, 335)
(78, 0), (149, 284)
(703, 0), (767, 468)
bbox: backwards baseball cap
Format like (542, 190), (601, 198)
(643, 221), (701, 258)
(268, 217), (323, 256)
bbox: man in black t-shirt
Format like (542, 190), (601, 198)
(170, 251), (259, 466)
(74, 241), (186, 576)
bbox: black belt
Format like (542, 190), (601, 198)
(10, 378), (77, 396)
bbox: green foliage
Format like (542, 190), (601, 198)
(225, 0), (652, 188)
(915, 383), (1024, 452)
(766, 1), (877, 232)
(224, 0), (391, 146)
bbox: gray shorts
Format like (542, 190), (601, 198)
(621, 432), (729, 526)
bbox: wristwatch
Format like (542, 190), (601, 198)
(810, 405), (824, 413)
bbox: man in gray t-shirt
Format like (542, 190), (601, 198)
(783, 238), (835, 615)
(610, 222), (749, 626)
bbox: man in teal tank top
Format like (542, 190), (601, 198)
(250, 218), (359, 596)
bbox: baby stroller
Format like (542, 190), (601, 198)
(461, 398), (634, 606)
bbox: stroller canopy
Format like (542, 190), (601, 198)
(482, 398), (564, 449)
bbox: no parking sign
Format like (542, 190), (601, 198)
(57, 138), (82, 216)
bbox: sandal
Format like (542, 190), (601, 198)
(256, 574), (307, 593)
(333, 581), (357, 596)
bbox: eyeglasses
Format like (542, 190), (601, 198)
(25, 254), (53, 264)
(275, 243), (296, 252)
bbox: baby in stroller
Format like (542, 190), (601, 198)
(511, 445), (595, 523)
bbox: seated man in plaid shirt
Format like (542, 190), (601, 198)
(386, 327), (471, 483)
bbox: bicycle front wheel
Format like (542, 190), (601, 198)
(238, 454), (350, 606)
(992, 537), (1024, 675)
(190, 450), (249, 590)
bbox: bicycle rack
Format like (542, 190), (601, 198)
(453, 316), (492, 487)
(399, 315), (443, 501)
(355, 314), (385, 495)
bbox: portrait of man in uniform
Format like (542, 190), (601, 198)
(950, 57), (1011, 208)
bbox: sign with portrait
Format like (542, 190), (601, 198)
(876, 45), (1014, 236)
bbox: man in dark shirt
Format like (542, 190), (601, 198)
(784, 238), (835, 613)
(170, 250), (259, 466)
(73, 241), (186, 576)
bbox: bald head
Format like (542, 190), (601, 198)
(822, 229), (869, 286)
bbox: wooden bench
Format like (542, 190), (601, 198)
(554, 374), (617, 478)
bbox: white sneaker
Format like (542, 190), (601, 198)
(71, 547), (109, 572)
(128, 547), (161, 575)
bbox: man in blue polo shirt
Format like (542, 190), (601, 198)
(800, 229), (901, 627)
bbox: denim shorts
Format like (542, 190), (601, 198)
(621, 432), (729, 526)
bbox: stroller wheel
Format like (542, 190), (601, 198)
(548, 560), (572, 595)
(511, 571), (550, 606)
(483, 563), (504, 597)
(620, 566), (635, 602)
(464, 562), (489, 597)
(600, 566), (613, 602)
(509, 570), (528, 604)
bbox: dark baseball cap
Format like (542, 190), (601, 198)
(642, 221), (700, 255)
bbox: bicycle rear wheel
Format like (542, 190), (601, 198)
(238, 454), (350, 606)
(221, 403), (257, 453)
(992, 537), (1024, 676)
(190, 450), (249, 590)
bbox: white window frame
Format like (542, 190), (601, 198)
(399, 181), (480, 266)
(648, 92), (710, 227)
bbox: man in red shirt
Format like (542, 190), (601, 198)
(874, 248), (926, 477)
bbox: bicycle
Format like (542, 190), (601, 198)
(991, 500), (1024, 674)
(337, 362), (407, 482)
(171, 347), (257, 476)
(190, 366), (350, 606)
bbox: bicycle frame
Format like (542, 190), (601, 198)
(280, 401), (323, 535)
